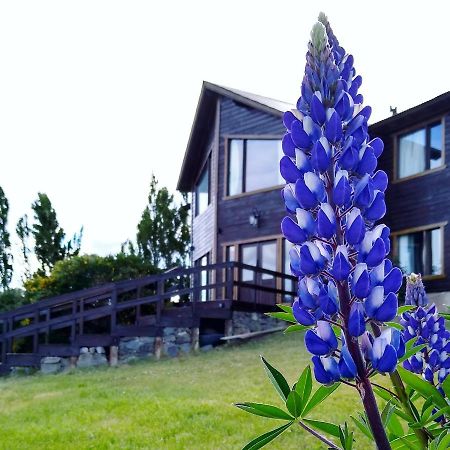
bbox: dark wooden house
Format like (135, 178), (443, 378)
(177, 83), (450, 302)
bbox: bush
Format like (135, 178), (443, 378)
(0, 289), (29, 312)
(25, 254), (159, 301)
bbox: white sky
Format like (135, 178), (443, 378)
(1, 1), (449, 281)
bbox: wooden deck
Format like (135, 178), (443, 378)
(0, 262), (296, 372)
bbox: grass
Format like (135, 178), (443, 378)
(0, 332), (374, 450)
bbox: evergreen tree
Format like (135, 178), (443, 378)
(137, 175), (190, 269)
(0, 187), (13, 289)
(31, 193), (82, 273)
(16, 214), (31, 280)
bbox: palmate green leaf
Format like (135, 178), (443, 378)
(397, 367), (447, 409)
(286, 391), (302, 418)
(390, 433), (421, 450)
(242, 421), (294, 450)
(426, 406), (450, 424)
(283, 324), (309, 334)
(338, 422), (354, 450)
(398, 305), (415, 314)
(372, 387), (411, 422)
(350, 415), (373, 441)
(438, 312), (450, 321)
(265, 311), (296, 323)
(294, 365), (312, 410)
(235, 402), (294, 420)
(303, 418), (341, 438)
(302, 383), (340, 417)
(260, 356), (291, 402)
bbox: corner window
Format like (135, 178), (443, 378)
(397, 122), (443, 179)
(394, 226), (443, 276)
(195, 159), (210, 216)
(227, 139), (283, 195)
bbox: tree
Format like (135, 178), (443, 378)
(31, 193), (82, 274)
(136, 175), (190, 269)
(16, 214), (31, 281)
(0, 186), (13, 289)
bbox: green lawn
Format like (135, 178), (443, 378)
(0, 332), (373, 450)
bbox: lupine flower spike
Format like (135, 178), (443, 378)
(281, 15), (403, 386)
(400, 273), (450, 421)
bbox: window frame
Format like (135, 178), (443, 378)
(393, 116), (446, 183)
(223, 134), (284, 199)
(391, 222), (447, 280)
(194, 156), (211, 217)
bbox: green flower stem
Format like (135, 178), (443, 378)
(370, 322), (429, 449)
(298, 420), (340, 449)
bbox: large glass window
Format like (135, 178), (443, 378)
(398, 122), (442, 179)
(396, 227), (443, 276)
(240, 240), (277, 281)
(195, 160), (210, 216)
(195, 253), (210, 301)
(227, 139), (283, 195)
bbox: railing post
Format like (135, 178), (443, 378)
(111, 289), (117, 333)
(33, 310), (39, 353)
(156, 280), (163, 326)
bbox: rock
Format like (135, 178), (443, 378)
(96, 347), (105, 354)
(164, 345), (179, 358)
(41, 356), (61, 364)
(175, 331), (190, 344)
(200, 345), (213, 352)
(179, 343), (191, 354)
(88, 347), (96, 354)
(77, 352), (107, 369)
(80, 347), (89, 354)
(41, 363), (61, 375)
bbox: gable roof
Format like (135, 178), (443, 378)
(369, 91), (450, 135)
(176, 81), (293, 191)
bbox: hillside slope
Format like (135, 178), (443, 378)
(0, 333), (371, 449)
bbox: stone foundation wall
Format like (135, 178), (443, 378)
(231, 311), (281, 335)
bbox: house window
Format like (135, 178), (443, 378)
(227, 139), (283, 195)
(394, 227), (443, 276)
(195, 253), (210, 301)
(195, 159), (210, 216)
(397, 122), (443, 179)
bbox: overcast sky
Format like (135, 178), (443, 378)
(1, 1), (448, 281)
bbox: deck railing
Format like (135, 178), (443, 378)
(0, 262), (296, 365)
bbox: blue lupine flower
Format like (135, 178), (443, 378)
(400, 273), (450, 411)
(371, 329), (405, 373)
(305, 320), (338, 356)
(280, 15), (403, 385)
(312, 355), (341, 385)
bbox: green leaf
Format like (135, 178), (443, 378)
(283, 324), (309, 334)
(276, 304), (293, 313)
(302, 383), (340, 417)
(265, 311), (296, 323)
(387, 412), (404, 438)
(385, 321), (404, 331)
(260, 356), (291, 402)
(397, 367), (447, 409)
(286, 391), (302, 418)
(436, 431), (450, 450)
(242, 421), (294, 450)
(294, 365), (312, 409)
(441, 375), (450, 399)
(350, 414), (373, 441)
(390, 433), (421, 450)
(398, 305), (415, 314)
(426, 406), (450, 424)
(235, 402), (294, 420)
(303, 419), (341, 438)
(398, 344), (426, 363)
(381, 400), (396, 427)
(438, 312), (450, 321)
